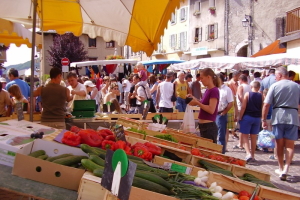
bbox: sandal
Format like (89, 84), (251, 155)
(233, 145), (244, 150)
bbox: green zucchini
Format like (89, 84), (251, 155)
(134, 170), (173, 190)
(89, 155), (105, 167)
(93, 168), (104, 178)
(136, 163), (169, 177)
(81, 159), (103, 172)
(132, 176), (172, 195)
(28, 150), (45, 158)
(37, 154), (48, 160)
(46, 154), (73, 162)
(53, 155), (88, 166)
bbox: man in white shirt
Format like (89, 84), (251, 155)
(122, 78), (132, 111)
(156, 72), (174, 112)
(67, 72), (87, 112)
(134, 74), (151, 114)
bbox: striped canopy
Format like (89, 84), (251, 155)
(0, 0), (181, 56)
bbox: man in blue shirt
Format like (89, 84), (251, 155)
(5, 68), (30, 99)
(259, 68), (276, 92)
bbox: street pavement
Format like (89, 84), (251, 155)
(225, 134), (300, 194)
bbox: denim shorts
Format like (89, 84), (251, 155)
(239, 115), (261, 134)
(272, 124), (298, 141)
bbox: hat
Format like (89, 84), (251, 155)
(0, 77), (6, 83)
(84, 80), (96, 87)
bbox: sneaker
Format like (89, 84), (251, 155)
(269, 155), (277, 160)
(275, 169), (282, 175)
(245, 155), (252, 163)
(279, 173), (287, 181)
(233, 145), (244, 150)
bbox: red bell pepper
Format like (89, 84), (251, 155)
(62, 131), (81, 147)
(105, 135), (116, 141)
(144, 142), (161, 156)
(124, 145), (132, 155)
(103, 129), (114, 135)
(70, 126), (82, 134)
(133, 146), (152, 161)
(113, 140), (127, 150)
(78, 130), (103, 147)
(102, 140), (115, 150)
(98, 129), (109, 138)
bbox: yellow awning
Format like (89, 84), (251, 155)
(0, 19), (42, 48)
(0, 0), (182, 56)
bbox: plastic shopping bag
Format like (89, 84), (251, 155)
(181, 105), (196, 133)
(257, 129), (275, 149)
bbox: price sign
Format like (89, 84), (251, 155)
(112, 125), (126, 142)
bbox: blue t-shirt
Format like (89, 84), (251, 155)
(6, 79), (30, 99)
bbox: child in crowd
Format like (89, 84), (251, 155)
(8, 84), (29, 113)
(134, 62), (148, 92)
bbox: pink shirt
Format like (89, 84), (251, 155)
(198, 87), (219, 121)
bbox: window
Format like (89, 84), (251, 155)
(180, 7), (187, 21)
(209, 0), (216, 8)
(205, 23), (218, 40)
(178, 31), (187, 51)
(194, 1), (201, 15)
(169, 34), (177, 48)
(171, 11), (177, 24)
(106, 41), (115, 48)
(194, 27), (202, 43)
(88, 38), (96, 47)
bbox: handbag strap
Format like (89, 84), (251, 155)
(173, 82), (176, 96)
(141, 85), (150, 99)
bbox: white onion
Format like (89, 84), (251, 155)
(212, 192), (223, 199)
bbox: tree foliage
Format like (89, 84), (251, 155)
(47, 33), (88, 68)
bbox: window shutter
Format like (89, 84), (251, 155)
(184, 7), (187, 20)
(199, 27), (202, 42)
(178, 33), (181, 49)
(169, 35), (172, 47)
(175, 10), (177, 23)
(205, 25), (208, 41)
(184, 31), (187, 50)
(214, 23), (218, 39)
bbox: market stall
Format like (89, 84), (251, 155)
(0, 117), (299, 200)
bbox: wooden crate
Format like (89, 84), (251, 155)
(258, 185), (300, 200)
(145, 113), (178, 120)
(159, 145), (192, 164)
(116, 117), (144, 129)
(108, 114), (142, 120)
(124, 130), (145, 140)
(145, 135), (178, 148)
(166, 128), (212, 142)
(125, 135), (147, 145)
(78, 172), (179, 200)
(207, 172), (257, 195)
(153, 156), (206, 177)
(176, 112), (199, 120)
(190, 155), (232, 171)
(231, 165), (270, 181)
(196, 139), (223, 153)
(197, 149), (246, 167)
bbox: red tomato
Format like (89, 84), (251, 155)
(239, 196), (249, 200)
(239, 191), (250, 198)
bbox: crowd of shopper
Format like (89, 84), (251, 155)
(0, 65), (299, 181)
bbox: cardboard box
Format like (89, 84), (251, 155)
(12, 139), (87, 191)
(78, 172), (179, 200)
(0, 119), (61, 167)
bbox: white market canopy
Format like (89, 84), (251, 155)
(70, 59), (138, 68)
(170, 56), (254, 71)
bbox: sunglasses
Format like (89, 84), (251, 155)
(113, 88), (119, 90)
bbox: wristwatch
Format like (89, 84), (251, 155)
(261, 119), (266, 122)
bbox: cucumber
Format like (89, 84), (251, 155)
(127, 154), (143, 162)
(37, 154), (48, 160)
(93, 168), (104, 178)
(98, 152), (106, 160)
(53, 155), (88, 166)
(89, 155), (105, 167)
(81, 144), (101, 155)
(134, 170), (173, 190)
(135, 163), (169, 178)
(81, 159), (103, 172)
(91, 147), (106, 154)
(46, 154), (73, 162)
(28, 150), (45, 158)
(132, 176), (172, 195)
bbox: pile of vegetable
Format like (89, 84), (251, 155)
(125, 127), (146, 136)
(154, 134), (178, 143)
(192, 148), (244, 166)
(239, 173), (277, 188)
(198, 160), (235, 177)
(80, 144), (221, 200)
(28, 150), (87, 168)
